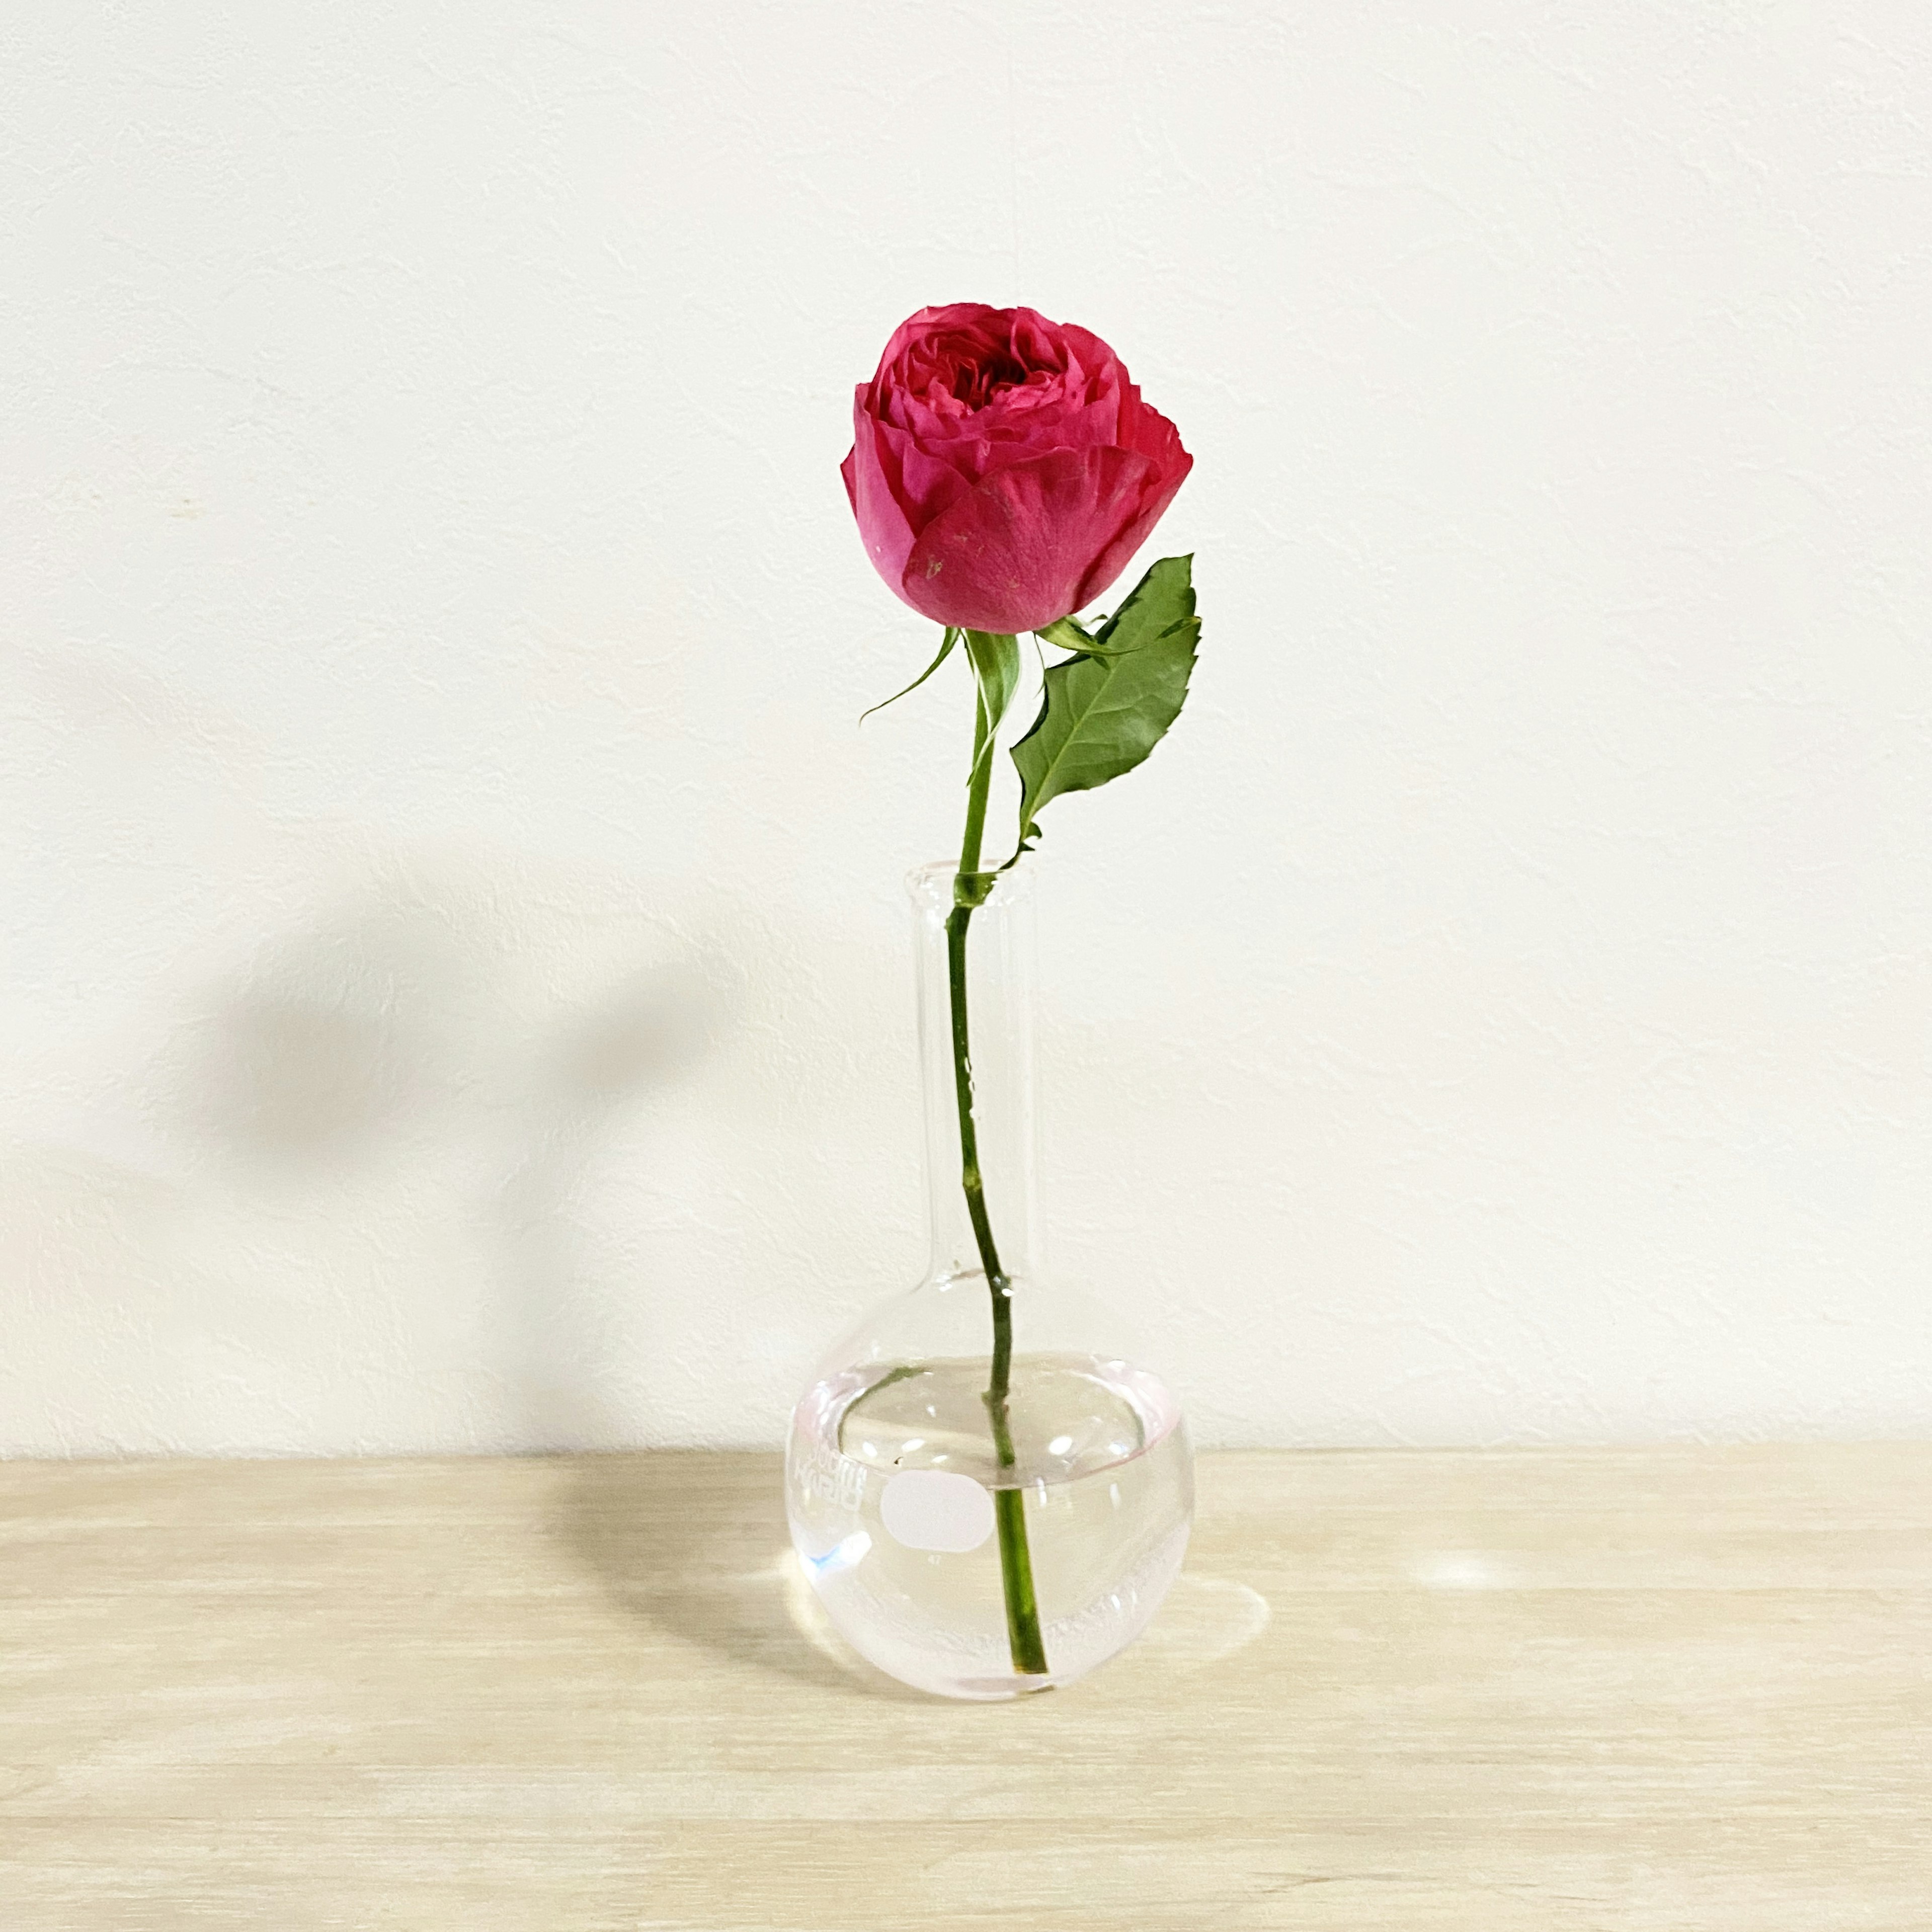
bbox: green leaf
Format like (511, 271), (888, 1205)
(1035, 616), (1096, 655)
(962, 629), (1023, 788)
(1009, 556), (1199, 860)
(860, 626), (958, 723)
(1035, 614), (1133, 660)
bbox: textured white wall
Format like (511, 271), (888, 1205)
(4, 6), (1929, 1454)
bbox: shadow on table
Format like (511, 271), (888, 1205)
(556, 1453), (927, 1702)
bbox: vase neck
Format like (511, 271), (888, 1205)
(908, 861), (1039, 1285)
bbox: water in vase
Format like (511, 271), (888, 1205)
(787, 1340), (1192, 1700)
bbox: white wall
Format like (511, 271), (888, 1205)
(4, 5), (1929, 1454)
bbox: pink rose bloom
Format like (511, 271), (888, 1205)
(842, 303), (1192, 635)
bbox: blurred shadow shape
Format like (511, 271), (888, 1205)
(557, 1452), (924, 1701)
(506, 954), (723, 1449)
(542, 959), (716, 1104)
(192, 991), (406, 1162)
(165, 882), (475, 1172)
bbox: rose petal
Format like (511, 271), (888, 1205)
(1073, 406), (1192, 610)
(844, 401), (920, 590)
(898, 445), (1161, 634)
(889, 421), (977, 524)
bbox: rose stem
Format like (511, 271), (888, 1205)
(947, 662), (1050, 1680)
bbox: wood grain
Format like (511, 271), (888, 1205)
(3, 1447), (1928, 1929)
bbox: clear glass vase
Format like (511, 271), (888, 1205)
(785, 860), (1193, 1700)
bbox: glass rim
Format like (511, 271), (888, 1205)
(905, 857), (1038, 905)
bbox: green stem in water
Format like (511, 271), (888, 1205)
(947, 678), (1050, 1681)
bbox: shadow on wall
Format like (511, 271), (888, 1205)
(504, 957), (718, 1446)
(158, 853), (726, 1447)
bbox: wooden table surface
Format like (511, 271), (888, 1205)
(3, 1447), (1928, 1930)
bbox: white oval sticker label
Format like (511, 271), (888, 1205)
(880, 1469), (996, 1554)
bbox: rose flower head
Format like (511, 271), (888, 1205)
(842, 304), (1192, 635)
